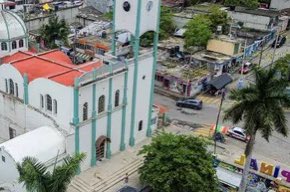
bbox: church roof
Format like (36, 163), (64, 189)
(0, 10), (27, 41)
(0, 126), (65, 163)
(2, 50), (103, 86)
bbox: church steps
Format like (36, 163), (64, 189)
(70, 176), (92, 192)
(93, 159), (143, 192)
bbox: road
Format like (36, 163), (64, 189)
(154, 93), (290, 165)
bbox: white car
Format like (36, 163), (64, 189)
(226, 127), (250, 142)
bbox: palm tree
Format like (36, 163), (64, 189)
(223, 67), (290, 192)
(17, 153), (85, 192)
(39, 15), (70, 48)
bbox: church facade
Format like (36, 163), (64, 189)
(0, 0), (161, 175)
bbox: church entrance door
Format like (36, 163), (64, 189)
(96, 136), (109, 160)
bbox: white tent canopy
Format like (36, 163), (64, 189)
(0, 126), (65, 163)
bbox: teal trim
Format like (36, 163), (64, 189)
(106, 65), (113, 159)
(120, 61), (128, 151)
(73, 78), (80, 155)
(23, 74), (29, 105)
(147, 0), (161, 137)
(91, 70), (97, 166)
(111, 0), (117, 55)
(129, 0), (142, 147)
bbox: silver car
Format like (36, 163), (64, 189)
(226, 127), (250, 142)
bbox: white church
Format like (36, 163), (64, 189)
(0, 0), (161, 191)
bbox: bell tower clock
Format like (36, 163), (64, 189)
(111, 0), (161, 148)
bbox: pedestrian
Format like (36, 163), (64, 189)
(124, 173), (129, 185)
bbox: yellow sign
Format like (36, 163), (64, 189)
(279, 186), (290, 192)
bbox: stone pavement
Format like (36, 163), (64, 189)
(68, 124), (290, 192)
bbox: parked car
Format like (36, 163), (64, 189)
(226, 127), (250, 142)
(272, 35), (286, 48)
(239, 66), (250, 74)
(176, 99), (203, 110)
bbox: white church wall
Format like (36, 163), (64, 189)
(29, 78), (73, 132)
(135, 55), (154, 143)
(110, 73), (124, 154)
(0, 64), (25, 100)
(0, 148), (19, 186)
(79, 123), (92, 170)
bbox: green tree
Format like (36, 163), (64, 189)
(184, 14), (212, 48)
(224, 0), (259, 9)
(39, 15), (70, 48)
(139, 132), (219, 192)
(208, 6), (230, 33)
(141, 7), (174, 46)
(274, 54), (290, 80)
(17, 153), (85, 192)
(224, 67), (289, 192)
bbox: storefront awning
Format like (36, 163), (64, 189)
(216, 167), (242, 188)
(208, 73), (233, 90)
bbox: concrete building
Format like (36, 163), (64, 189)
(84, 0), (113, 13)
(207, 36), (244, 57)
(0, 0), (161, 191)
(270, 0), (290, 10)
(229, 7), (280, 31)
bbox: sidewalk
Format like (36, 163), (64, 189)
(68, 124), (290, 192)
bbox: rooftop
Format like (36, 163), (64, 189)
(192, 50), (233, 64)
(233, 7), (281, 17)
(2, 50), (103, 86)
(0, 126), (65, 163)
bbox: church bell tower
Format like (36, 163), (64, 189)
(111, 0), (161, 146)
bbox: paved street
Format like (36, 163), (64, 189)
(154, 93), (290, 165)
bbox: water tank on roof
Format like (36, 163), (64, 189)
(101, 31), (107, 39)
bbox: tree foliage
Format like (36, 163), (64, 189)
(274, 54), (290, 80)
(184, 14), (212, 48)
(224, 0), (259, 9)
(39, 15), (70, 48)
(141, 7), (174, 46)
(17, 153), (86, 192)
(138, 132), (219, 192)
(208, 6), (230, 33)
(224, 67), (290, 191)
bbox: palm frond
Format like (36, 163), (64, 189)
(49, 153), (86, 192)
(17, 157), (50, 192)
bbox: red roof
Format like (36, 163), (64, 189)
(3, 50), (103, 86)
(2, 52), (32, 63)
(39, 50), (73, 65)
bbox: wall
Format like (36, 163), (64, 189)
(207, 39), (238, 56)
(172, 15), (191, 29)
(84, 0), (112, 13)
(229, 11), (272, 31)
(25, 6), (80, 31)
(0, 148), (23, 192)
(29, 78), (73, 132)
(270, 0), (290, 10)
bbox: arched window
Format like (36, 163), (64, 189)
(12, 41), (17, 49)
(46, 95), (52, 111)
(98, 95), (105, 113)
(19, 39), (24, 48)
(53, 99), (57, 114)
(15, 83), (18, 97)
(9, 79), (14, 95)
(138, 120), (143, 131)
(114, 90), (120, 107)
(40, 94), (44, 108)
(1, 42), (7, 51)
(83, 102), (88, 121)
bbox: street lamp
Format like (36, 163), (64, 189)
(213, 88), (226, 154)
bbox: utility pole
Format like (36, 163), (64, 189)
(258, 37), (265, 67)
(241, 39), (247, 78)
(271, 26), (281, 68)
(214, 89), (225, 154)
